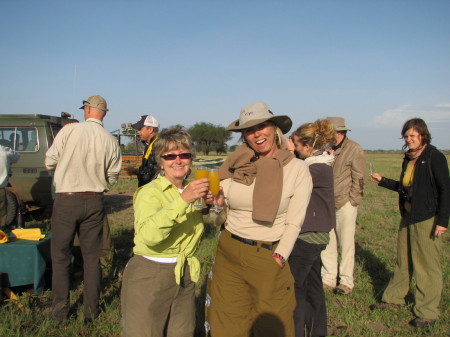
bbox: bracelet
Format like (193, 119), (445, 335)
(272, 253), (286, 266)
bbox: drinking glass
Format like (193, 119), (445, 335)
(369, 162), (374, 175)
(194, 166), (208, 209)
(208, 168), (222, 213)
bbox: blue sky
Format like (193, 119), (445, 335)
(1, 0), (449, 150)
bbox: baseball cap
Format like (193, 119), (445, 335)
(79, 95), (109, 112)
(132, 115), (160, 130)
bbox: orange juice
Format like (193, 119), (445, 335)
(194, 167), (209, 180)
(208, 169), (220, 197)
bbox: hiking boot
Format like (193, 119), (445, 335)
(334, 284), (352, 295)
(409, 317), (436, 328)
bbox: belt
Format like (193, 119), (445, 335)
(230, 233), (279, 251)
(56, 192), (103, 196)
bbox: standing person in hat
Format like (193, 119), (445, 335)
(46, 95), (122, 323)
(320, 117), (365, 295)
(206, 102), (313, 337)
(129, 115), (160, 187)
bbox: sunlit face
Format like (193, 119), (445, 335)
(243, 122), (278, 157)
(403, 128), (423, 151)
(160, 145), (192, 187)
(292, 135), (312, 159)
(137, 126), (155, 143)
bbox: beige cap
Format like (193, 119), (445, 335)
(79, 95), (108, 112)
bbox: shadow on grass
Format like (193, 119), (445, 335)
(104, 194), (133, 214)
(355, 242), (391, 299)
(101, 226), (134, 307)
(355, 242), (415, 305)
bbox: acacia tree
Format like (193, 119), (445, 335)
(188, 122), (232, 155)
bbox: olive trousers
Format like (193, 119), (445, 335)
(382, 216), (442, 320)
(207, 230), (296, 337)
(121, 255), (195, 337)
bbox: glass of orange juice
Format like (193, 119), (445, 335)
(194, 166), (209, 209)
(208, 168), (222, 213)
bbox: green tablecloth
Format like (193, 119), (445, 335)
(0, 234), (51, 295)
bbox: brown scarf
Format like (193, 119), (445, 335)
(405, 144), (427, 165)
(219, 144), (294, 222)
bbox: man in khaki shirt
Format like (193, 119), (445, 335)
(321, 117), (365, 295)
(45, 95), (121, 323)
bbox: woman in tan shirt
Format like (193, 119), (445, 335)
(205, 102), (313, 337)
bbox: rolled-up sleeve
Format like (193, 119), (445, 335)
(106, 142), (122, 185)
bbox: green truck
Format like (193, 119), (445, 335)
(0, 113), (72, 227)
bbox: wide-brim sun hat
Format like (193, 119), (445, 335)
(227, 101), (292, 134)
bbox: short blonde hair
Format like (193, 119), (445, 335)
(153, 125), (195, 167)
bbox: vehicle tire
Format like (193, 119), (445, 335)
(5, 189), (18, 226)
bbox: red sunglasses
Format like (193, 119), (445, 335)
(161, 153), (193, 161)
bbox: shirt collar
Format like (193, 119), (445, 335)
(85, 118), (104, 127)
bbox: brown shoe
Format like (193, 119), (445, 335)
(369, 302), (404, 311)
(409, 317), (436, 328)
(334, 284), (352, 295)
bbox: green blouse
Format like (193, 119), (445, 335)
(133, 175), (204, 284)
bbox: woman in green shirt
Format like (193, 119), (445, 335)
(121, 125), (211, 337)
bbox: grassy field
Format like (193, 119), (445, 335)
(0, 153), (449, 336)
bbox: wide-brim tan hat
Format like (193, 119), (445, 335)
(227, 101), (292, 134)
(326, 116), (351, 131)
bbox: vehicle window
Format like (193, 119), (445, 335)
(0, 127), (39, 152)
(50, 124), (62, 139)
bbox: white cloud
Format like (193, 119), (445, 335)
(374, 104), (450, 126)
(435, 103), (450, 108)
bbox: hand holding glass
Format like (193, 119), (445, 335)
(208, 168), (222, 213)
(194, 166), (209, 209)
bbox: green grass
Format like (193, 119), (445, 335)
(0, 153), (449, 336)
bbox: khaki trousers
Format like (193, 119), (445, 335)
(207, 230), (296, 337)
(382, 217), (442, 320)
(121, 255), (195, 337)
(321, 201), (358, 289)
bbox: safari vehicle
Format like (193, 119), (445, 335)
(111, 122), (143, 177)
(0, 113), (72, 227)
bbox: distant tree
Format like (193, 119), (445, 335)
(216, 143), (228, 155)
(188, 122), (232, 155)
(229, 144), (238, 152)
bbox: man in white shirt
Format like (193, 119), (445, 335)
(46, 95), (122, 323)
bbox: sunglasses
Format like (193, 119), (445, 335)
(160, 153), (193, 160)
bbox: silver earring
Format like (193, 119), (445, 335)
(160, 168), (165, 176)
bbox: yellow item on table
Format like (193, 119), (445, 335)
(0, 230), (8, 244)
(11, 228), (45, 241)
